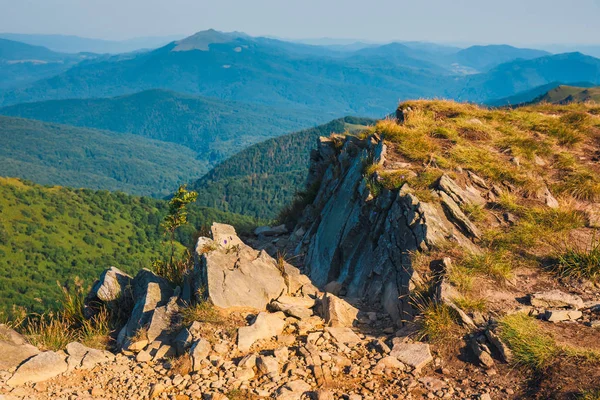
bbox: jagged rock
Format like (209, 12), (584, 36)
(189, 339), (212, 371)
(118, 269), (173, 348)
(257, 355), (279, 375)
(468, 171), (489, 189)
(211, 222), (245, 247)
(238, 353), (257, 369)
(438, 174), (486, 207)
(325, 327), (361, 347)
(84, 267), (133, 317)
(0, 324), (40, 371)
(439, 191), (482, 240)
(485, 329), (512, 363)
(174, 328), (193, 356)
(390, 342), (433, 373)
(540, 187), (559, 209)
(469, 338), (495, 369)
(544, 309), (583, 322)
(7, 351), (68, 387)
(270, 299), (313, 320)
(321, 293), (359, 327)
(194, 224), (294, 310)
(146, 291), (179, 343)
(254, 225), (288, 236)
(65, 342), (114, 371)
(372, 356), (406, 374)
(432, 264), (477, 329)
(237, 312), (286, 352)
(530, 290), (584, 309)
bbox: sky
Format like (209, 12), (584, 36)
(1, 0), (600, 45)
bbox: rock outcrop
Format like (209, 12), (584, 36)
(0, 324), (40, 371)
(293, 135), (483, 324)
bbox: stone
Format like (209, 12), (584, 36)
(530, 290), (584, 310)
(541, 187), (559, 209)
(438, 174), (486, 207)
(86, 266), (132, 304)
(321, 293), (359, 327)
(66, 342), (114, 371)
(276, 379), (311, 400)
(325, 327), (361, 347)
(234, 367), (255, 381)
(0, 324), (40, 371)
(127, 339), (148, 352)
(190, 339), (212, 371)
(174, 328), (193, 356)
(120, 269), (173, 347)
(257, 356), (279, 376)
(315, 389), (335, 400)
(211, 222), (245, 247)
(390, 342), (433, 373)
(7, 351), (68, 387)
(237, 312), (286, 352)
(544, 309), (583, 322)
(270, 301), (313, 320)
(373, 356), (406, 374)
(149, 383), (165, 399)
(485, 329), (512, 363)
(469, 339), (495, 369)
(439, 191), (481, 240)
(419, 377), (447, 391)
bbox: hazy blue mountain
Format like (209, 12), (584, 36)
(0, 38), (93, 89)
(0, 30), (446, 116)
(457, 52), (600, 102)
(487, 81), (597, 106)
(191, 116), (376, 219)
(0, 89), (326, 164)
(0, 33), (184, 54)
(0, 115), (208, 196)
(454, 45), (551, 71)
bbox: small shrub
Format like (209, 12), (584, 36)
(415, 302), (460, 343)
(578, 390), (600, 400)
(555, 169), (600, 202)
(459, 250), (513, 282)
(498, 313), (558, 370)
(554, 240), (600, 282)
(153, 249), (193, 286)
(454, 296), (486, 312)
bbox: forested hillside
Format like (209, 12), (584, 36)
(192, 116), (376, 219)
(0, 90), (326, 163)
(0, 116), (208, 197)
(0, 178), (258, 313)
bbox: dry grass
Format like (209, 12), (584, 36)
(554, 239), (600, 282)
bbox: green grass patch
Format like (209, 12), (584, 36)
(554, 240), (600, 282)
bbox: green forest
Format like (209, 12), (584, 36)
(0, 177), (258, 313)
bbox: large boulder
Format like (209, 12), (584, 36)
(193, 224), (315, 310)
(7, 351), (68, 387)
(390, 342), (433, 373)
(65, 342), (114, 371)
(0, 324), (40, 371)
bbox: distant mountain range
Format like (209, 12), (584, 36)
(1, 30), (599, 114)
(0, 33), (184, 54)
(0, 38), (95, 90)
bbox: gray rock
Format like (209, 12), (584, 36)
(321, 293), (359, 327)
(469, 338), (495, 369)
(0, 325), (40, 371)
(438, 174), (486, 207)
(270, 301), (313, 320)
(256, 355), (279, 375)
(485, 329), (512, 363)
(325, 327), (361, 347)
(439, 191), (481, 240)
(390, 342), (433, 373)
(237, 312), (286, 352)
(174, 328), (193, 356)
(276, 379), (311, 400)
(530, 290), (584, 310)
(544, 309), (583, 322)
(7, 351), (67, 387)
(84, 266), (132, 317)
(66, 342), (114, 371)
(189, 339), (212, 371)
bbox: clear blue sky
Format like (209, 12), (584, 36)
(1, 0), (600, 45)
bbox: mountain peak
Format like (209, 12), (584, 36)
(172, 29), (245, 52)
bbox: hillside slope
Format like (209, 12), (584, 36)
(0, 90), (326, 162)
(191, 116), (376, 219)
(530, 84), (600, 104)
(0, 178), (257, 313)
(0, 116), (208, 197)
